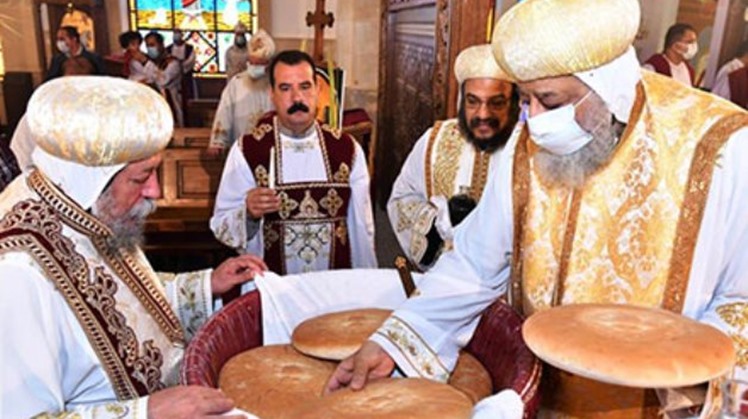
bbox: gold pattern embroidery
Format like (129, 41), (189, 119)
(663, 112), (748, 312)
(263, 222), (280, 250)
(717, 303), (748, 330)
(333, 163), (351, 183)
(730, 334), (748, 368)
(335, 221), (348, 245)
(254, 165), (269, 188)
(469, 151), (492, 202)
(376, 316), (450, 382)
(277, 191), (299, 220)
(513, 75), (744, 316)
(424, 121), (443, 198)
(717, 303), (748, 367)
(251, 122), (273, 141)
(320, 188), (344, 217)
(0, 199), (166, 399)
(432, 121), (464, 198)
(295, 190), (325, 219)
(28, 171), (184, 343)
(283, 223), (331, 267)
(395, 200), (422, 233)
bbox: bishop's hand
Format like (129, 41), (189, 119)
(325, 341), (395, 394)
(210, 254), (267, 296)
(147, 385), (242, 419)
(246, 187), (281, 219)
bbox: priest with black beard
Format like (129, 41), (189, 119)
(387, 44), (519, 270)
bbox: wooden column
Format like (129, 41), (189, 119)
(440, 0), (496, 119)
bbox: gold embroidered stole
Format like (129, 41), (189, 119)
(510, 73), (747, 417)
(512, 73), (746, 315)
(425, 120), (491, 202)
(0, 171), (185, 400)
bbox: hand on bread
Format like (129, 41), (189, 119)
(325, 341), (395, 394)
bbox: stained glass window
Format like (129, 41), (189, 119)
(128, 0), (258, 77)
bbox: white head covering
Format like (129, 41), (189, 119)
(575, 47), (641, 123)
(454, 44), (511, 84)
(248, 29), (276, 61)
(26, 76), (173, 210)
(491, 0), (642, 123)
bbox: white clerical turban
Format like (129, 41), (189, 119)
(454, 44), (511, 84)
(249, 29), (276, 61)
(27, 76), (173, 209)
(491, 0), (640, 82)
(492, 0), (642, 123)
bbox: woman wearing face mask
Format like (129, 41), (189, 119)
(643, 23), (698, 87)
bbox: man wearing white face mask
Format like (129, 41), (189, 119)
(142, 31), (185, 127)
(45, 25), (104, 81)
(643, 23), (698, 87)
(208, 29), (276, 157)
(225, 22), (249, 81)
(327, 0), (748, 416)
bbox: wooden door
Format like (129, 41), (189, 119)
(34, 0), (109, 72)
(375, 0), (494, 206)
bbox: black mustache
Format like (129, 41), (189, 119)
(287, 102), (310, 115)
(469, 117), (500, 129)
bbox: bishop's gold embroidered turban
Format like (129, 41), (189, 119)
(26, 76), (173, 166)
(491, 0), (641, 82)
(454, 44), (511, 84)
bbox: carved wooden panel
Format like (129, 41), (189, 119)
(157, 148), (225, 208)
(389, 0), (436, 11)
(171, 127), (213, 148)
(376, 3), (438, 205)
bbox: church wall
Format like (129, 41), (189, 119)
(0, 0), (45, 126)
(633, 0), (681, 62)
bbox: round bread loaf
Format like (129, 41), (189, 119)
(292, 378), (474, 418)
(449, 352), (493, 403)
(218, 344), (336, 417)
(522, 303), (736, 388)
(292, 308), (392, 360)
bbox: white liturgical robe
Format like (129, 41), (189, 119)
(210, 128), (377, 274)
(0, 173), (214, 418)
(388, 119), (508, 269)
(372, 126), (748, 383)
(209, 71), (274, 150)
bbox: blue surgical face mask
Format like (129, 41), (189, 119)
(526, 90), (594, 155)
(147, 46), (160, 59)
(235, 35), (247, 47)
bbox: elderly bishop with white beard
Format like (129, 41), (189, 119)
(0, 76), (267, 418)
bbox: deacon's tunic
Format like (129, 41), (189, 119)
(210, 116), (377, 274)
(372, 72), (748, 413)
(643, 53), (695, 86)
(224, 44), (249, 81)
(712, 58), (744, 101)
(209, 71), (274, 150)
(388, 118), (506, 270)
(0, 171), (214, 418)
(143, 57), (183, 127)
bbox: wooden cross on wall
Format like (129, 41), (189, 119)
(305, 0), (334, 63)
